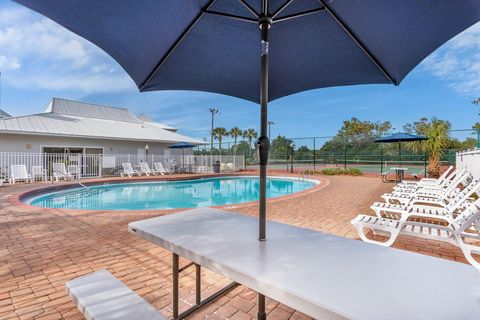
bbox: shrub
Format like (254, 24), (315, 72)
(321, 167), (363, 176)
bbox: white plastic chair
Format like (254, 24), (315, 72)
(370, 179), (480, 223)
(140, 162), (161, 176)
(352, 198), (480, 270)
(67, 165), (81, 180)
(382, 170), (470, 205)
(9, 165), (33, 184)
(52, 163), (72, 182)
(31, 166), (46, 181)
(154, 162), (169, 175)
(121, 163), (140, 177)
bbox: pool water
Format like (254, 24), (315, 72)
(27, 176), (317, 210)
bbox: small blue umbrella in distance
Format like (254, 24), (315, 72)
(169, 142), (198, 171)
(375, 132), (428, 166)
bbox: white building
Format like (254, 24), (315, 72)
(0, 97), (203, 156)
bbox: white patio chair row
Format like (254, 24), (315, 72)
(120, 162), (171, 177)
(352, 167), (480, 270)
(6, 163), (80, 184)
(381, 168), (471, 205)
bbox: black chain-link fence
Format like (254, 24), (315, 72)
(194, 129), (477, 174)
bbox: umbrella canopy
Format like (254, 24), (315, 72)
(15, 1), (480, 243)
(375, 132), (428, 167)
(169, 142), (197, 171)
(168, 141), (198, 149)
(375, 132), (428, 143)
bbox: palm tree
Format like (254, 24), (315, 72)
(423, 118), (450, 178)
(229, 127), (242, 154)
(212, 127), (229, 161)
(243, 128), (258, 159)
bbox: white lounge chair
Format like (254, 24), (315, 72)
(352, 198), (480, 270)
(370, 179), (480, 222)
(140, 162), (161, 176)
(9, 165), (33, 184)
(52, 163), (73, 182)
(67, 164), (81, 179)
(66, 270), (166, 320)
(397, 165), (454, 187)
(376, 180), (480, 217)
(121, 163), (141, 177)
(154, 162), (170, 175)
(31, 166), (46, 181)
(382, 170), (471, 205)
(393, 166), (457, 192)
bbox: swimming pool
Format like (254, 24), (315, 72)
(26, 176), (318, 210)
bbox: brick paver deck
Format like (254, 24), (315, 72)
(0, 173), (472, 319)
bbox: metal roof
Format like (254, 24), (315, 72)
(0, 109), (11, 118)
(0, 98), (201, 144)
(137, 113), (177, 131)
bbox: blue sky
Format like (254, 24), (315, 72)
(1, 1), (480, 143)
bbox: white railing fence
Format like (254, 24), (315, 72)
(0, 152), (245, 182)
(456, 149), (480, 180)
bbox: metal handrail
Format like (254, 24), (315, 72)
(299, 165), (314, 181)
(51, 170), (90, 190)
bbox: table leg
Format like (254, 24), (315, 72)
(171, 256), (238, 319)
(195, 264), (201, 305)
(258, 293), (266, 320)
(172, 253), (179, 319)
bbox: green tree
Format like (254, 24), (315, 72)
(270, 135), (293, 159)
(212, 127), (229, 157)
(229, 127), (242, 156)
(320, 117), (392, 154)
(243, 128), (258, 159)
(296, 146), (311, 159)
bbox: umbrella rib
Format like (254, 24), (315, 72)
(273, 7), (325, 23)
(204, 10), (258, 23)
(139, 0), (217, 91)
(272, 0), (295, 18)
(238, 0), (259, 18)
(318, 0), (397, 85)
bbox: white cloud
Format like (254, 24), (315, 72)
(0, 5), (135, 93)
(421, 22), (480, 94)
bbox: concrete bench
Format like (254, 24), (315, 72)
(66, 270), (165, 320)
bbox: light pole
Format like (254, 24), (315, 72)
(209, 108), (220, 158)
(472, 98), (480, 148)
(267, 120), (275, 140)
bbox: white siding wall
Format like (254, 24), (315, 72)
(0, 133), (177, 155)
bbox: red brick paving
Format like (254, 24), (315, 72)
(0, 172), (473, 319)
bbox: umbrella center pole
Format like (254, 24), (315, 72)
(257, 16), (271, 320)
(258, 18), (271, 243)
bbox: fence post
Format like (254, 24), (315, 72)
(343, 136), (347, 170)
(380, 145), (383, 174)
(424, 151), (427, 178)
(313, 137), (316, 172)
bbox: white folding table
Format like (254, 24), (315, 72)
(128, 208), (480, 320)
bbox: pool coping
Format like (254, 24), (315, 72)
(10, 172), (328, 215)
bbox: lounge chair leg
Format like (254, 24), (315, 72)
(258, 293), (266, 320)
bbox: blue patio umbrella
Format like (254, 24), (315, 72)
(169, 142), (198, 171)
(375, 132), (428, 166)
(14, 4), (480, 312)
